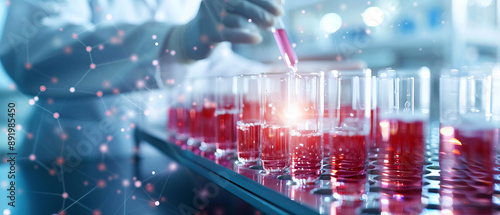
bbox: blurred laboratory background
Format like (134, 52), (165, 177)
(1, 0), (500, 148)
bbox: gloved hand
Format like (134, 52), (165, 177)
(171, 0), (284, 61)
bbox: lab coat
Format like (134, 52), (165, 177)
(0, 0), (266, 162)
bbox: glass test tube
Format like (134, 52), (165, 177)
(288, 71), (324, 186)
(377, 67), (430, 192)
(439, 66), (499, 214)
(325, 69), (371, 197)
(236, 74), (261, 164)
(215, 76), (238, 155)
(261, 72), (290, 173)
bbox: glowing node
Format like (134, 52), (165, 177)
(248, 19), (252, 23)
(90, 63), (96, 69)
(144, 110), (150, 116)
(99, 144), (108, 153)
(152, 60), (158, 66)
(193, 46), (197, 51)
(413, 2), (418, 6)
(122, 179), (130, 187)
(97, 163), (106, 171)
(107, 135), (113, 142)
(56, 157), (64, 165)
(29, 154), (36, 161)
(155, 201), (160, 206)
(132, 195), (136, 200)
(27, 133), (33, 139)
(362, 7), (385, 27)
(130, 54), (138, 62)
(53, 112), (60, 119)
(28, 99), (35, 105)
(63, 46), (73, 55)
(117, 189), (121, 194)
(169, 163), (177, 171)
(69, 87), (75, 93)
(155, 42), (158, 46)
(97, 179), (106, 188)
(152, 34), (157, 40)
(170, 50), (176, 56)
(72, 33), (78, 39)
(34, 96), (39, 101)
(61, 133), (68, 140)
(96, 91), (103, 97)
(93, 209), (102, 215)
(106, 14), (112, 20)
(83, 181), (88, 186)
(47, 98), (53, 104)
(136, 80), (145, 88)
(121, 128), (125, 132)
(98, 44), (104, 50)
(40, 85), (46, 92)
(77, 125), (81, 130)
(62, 192), (68, 199)
(152, 171), (156, 175)
(51, 77), (58, 84)
(86, 46), (92, 52)
(134, 180), (142, 188)
(301, 10), (305, 14)
(3, 209), (11, 215)
(49, 169), (55, 176)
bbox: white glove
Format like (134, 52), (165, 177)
(174, 0), (284, 60)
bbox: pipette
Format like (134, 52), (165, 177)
(271, 17), (298, 72)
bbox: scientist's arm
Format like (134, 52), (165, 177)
(0, 0), (172, 97)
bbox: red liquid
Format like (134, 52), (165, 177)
(273, 29), (297, 70)
(290, 130), (322, 185)
(215, 112), (237, 153)
(261, 125), (289, 172)
(439, 124), (498, 214)
(330, 134), (367, 180)
(175, 107), (190, 140)
(201, 103), (216, 146)
(236, 122), (261, 163)
(240, 98), (260, 121)
(378, 118), (425, 191)
(323, 132), (332, 163)
(189, 108), (202, 139)
(167, 107), (178, 142)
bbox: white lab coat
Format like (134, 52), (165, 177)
(0, 0), (266, 162)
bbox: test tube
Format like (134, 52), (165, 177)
(325, 69), (371, 197)
(215, 76), (238, 155)
(185, 78), (203, 154)
(272, 17), (298, 72)
(236, 74), (261, 164)
(199, 77), (217, 158)
(377, 67), (430, 191)
(439, 66), (499, 214)
(288, 71), (324, 186)
(261, 72), (290, 173)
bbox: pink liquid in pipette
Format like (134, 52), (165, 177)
(273, 29), (297, 71)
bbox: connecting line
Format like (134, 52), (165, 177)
(157, 171), (172, 200)
(119, 94), (145, 111)
(74, 69), (92, 87)
(60, 186), (98, 213)
(34, 104), (54, 115)
(66, 196), (95, 213)
(23, 190), (62, 197)
(31, 113), (45, 153)
(112, 187), (137, 215)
